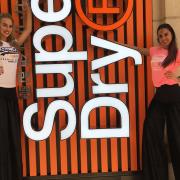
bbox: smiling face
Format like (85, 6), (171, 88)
(157, 28), (173, 49)
(0, 17), (13, 41)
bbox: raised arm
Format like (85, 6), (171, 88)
(16, 0), (32, 46)
(118, 43), (150, 56)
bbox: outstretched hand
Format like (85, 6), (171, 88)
(22, 0), (30, 11)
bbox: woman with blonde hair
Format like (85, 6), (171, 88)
(0, 1), (32, 180)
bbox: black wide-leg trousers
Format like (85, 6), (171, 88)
(0, 88), (22, 180)
(142, 84), (180, 180)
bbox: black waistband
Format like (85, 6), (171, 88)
(155, 84), (180, 103)
(0, 87), (17, 99)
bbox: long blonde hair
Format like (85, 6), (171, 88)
(0, 13), (19, 49)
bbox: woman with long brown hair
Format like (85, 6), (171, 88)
(140, 23), (180, 180)
(138, 23), (180, 180)
(120, 23), (180, 179)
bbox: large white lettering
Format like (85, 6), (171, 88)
(36, 64), (74, 98)
(91, 73), (128, 94)
(81, 97), (129, 138)
(33, 26), (87, 61)
(31, 0), (71, 22)
(23, 100), (76, 141)
(23, 1), (143, 141)
(91, 36), (142, 70)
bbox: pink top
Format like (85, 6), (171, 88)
(150, 46), (180, 87)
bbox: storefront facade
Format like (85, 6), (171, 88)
(3, 0), (179, 179)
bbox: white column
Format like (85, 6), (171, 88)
(165, 0), (180, 46)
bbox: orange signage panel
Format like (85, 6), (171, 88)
(1, 0), (153, 178)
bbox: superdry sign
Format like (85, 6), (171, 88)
(23, 0), (142, 141)
(1, 0), (153, 176)
(75, 0), (133, 30)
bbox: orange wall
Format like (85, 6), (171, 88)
(0, 0), (153, 177)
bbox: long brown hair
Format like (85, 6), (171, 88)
(157, 23), (178, 68)
(0, 13), (19, 49)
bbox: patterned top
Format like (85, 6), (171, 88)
(0, 41), (19, 88)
